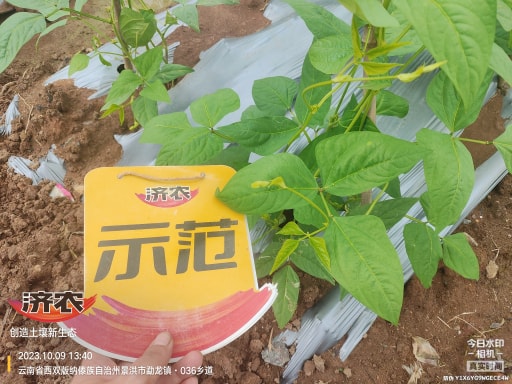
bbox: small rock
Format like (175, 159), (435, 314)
(486, 259), (499, 279)
(303, 360), (315, 376)
(261, 341), (290, 367)
(313, 354), (325, 373)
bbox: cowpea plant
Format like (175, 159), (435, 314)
(0, 0), (235, 128)
(142, 0), (512, 327)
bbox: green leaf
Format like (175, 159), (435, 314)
(295, 54), (331, 126)
(324, 215), (403, 324)
(119, 8), (158, 47)
(0, 12), (46, 73)
(283, 0), (350, 39)
(308, 237), (330, 271)
(75, 0), (87, 12)
(317, 132), (425, 196)
(442, 233), (479, 280)
(339, 0), (398, 27)
(69, 53), (90, 76)
(39, 19), (67, 39)
(426, 70), (494, 132)
(494, 125), (512, 173)
(156, 128), (224, 165)
(348, 197), (418, 229)
(134, 47), (163, 79)
(393, 0), (496, 108)
(98, 53), (112, 67)
(497, 0), (512, 31)
(8, 0), (68, 19)
(252, 76), (298, 116)
(270, 239), (300, 274)
(256, 241), (281, 278)
(417, 129), (475, 231)
(102, 70), (142, 110)
(272, 265), (300, 328)
(217, 116), (299, 155)
(277, 222), (306, 236)
(309, 34), (353, 74)
(489, 43), (512, 87)
(293, 194), (332, 228)
(216, 153), (318, 214)
(403, 223), (442, 288)
(204, 144), (251, 170)
(140, 112), (192, 143)
(156, 63), (193, 83)
(376, 90), (409, 118)
(291, 240), (334, 283)
(190, 88), (240, 128)
(172, 4), (199, 32)
(140, 80), (171, 103)
(132, 96), (158, 126)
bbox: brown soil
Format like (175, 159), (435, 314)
(0, 1), (511, 384)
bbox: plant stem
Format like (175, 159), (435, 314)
(112, 0), (133, 71)
(364, 183), (388, 215)
(286, 188), (330, 223)
(405, 214), (425, 224)
(456, 137), (493, 145)
(61, 8), (112, 24)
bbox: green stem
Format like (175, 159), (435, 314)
(405, 214), (425, 224)
(456, 137), (493, 145)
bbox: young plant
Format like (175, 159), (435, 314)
(0, 0), (235, 128)
(142, 0), (512, 327)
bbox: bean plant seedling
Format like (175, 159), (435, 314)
(0, 0), (235, 129)
(141, 0), (512, 327)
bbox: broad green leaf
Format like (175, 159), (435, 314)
(217, 116), (299, 155)
(442, 233), (479, 280)
(376, 90), (409, 118)
(417, 129), (474, 231)
(75, 0), (87, 12)
(119, 8), (158, 47)
(309, 34), (353, 74)
(403, 223), (442, 288)
(339, 0), (398, 27)
(348, 197), (418, 229)
(427, 70), (494, 132)
(283, 0), (350, 39)
(140, 80), (171, 103)
(272, 265), (300, 328)
(252, 76), (298, 116)
(308, 237), (330, 271)
(134, 47), (163, 80)
(295, 54), (331, 126)
(190, 88), (240, 128)
(0, 12), (46, 73)
(69, 53), (90, 76)
(102, 70), (142, 110)
(270, 239), (300, 274)
(317, 132), (425, 196)
(293, 194), (333, 228)
(393, 0), (496, 108)
(256, 241), (281, 278)
(324, 215), (403, 324)
(497, 0), (512, 31)
(156, 128), (224, 165)
(8, 0), (68, 19)
(277, 222), (306, 236)
(172, 4), (199, 32)
(291, 240), (334, 283)
(494, 125), (512, 173)
(140, 112), (191, 143)
(132, 96), (158, 126)
(489, 43), (512, 87)
(216, 153), (318, 214)
(204, 144), (251, 170)
(156, 63), (193, 83)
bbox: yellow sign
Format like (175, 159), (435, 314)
(84, 166), (256, 311)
